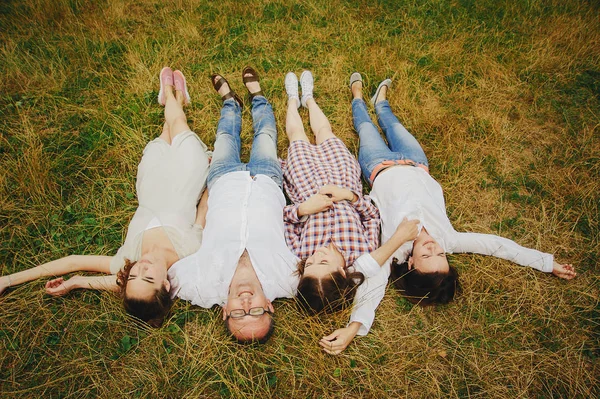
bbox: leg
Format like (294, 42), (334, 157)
(207, 98), (244, 189)
(286, 98), (309, 143)
(306, 98), (335, 144)
(351, 81), (396, 182)
(247, 95), (283, 188)
(164, 85), (191, 140)
(374, 86), (429, 166)
(158, 122), (171, 143)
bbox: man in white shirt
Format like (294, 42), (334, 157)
(168, 71), (299, 344)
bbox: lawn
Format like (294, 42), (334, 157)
(0, 0), (598, 397)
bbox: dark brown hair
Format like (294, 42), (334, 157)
(295, 259), (365, 315)
(115, 259), (173, 327)
(390, 257), (460, 305)
(225, 316), (275, 345)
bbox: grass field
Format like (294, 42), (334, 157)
(0, 0), (599, 397)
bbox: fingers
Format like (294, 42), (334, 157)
(45, 277), (64, 288)
(319, 337), (347, 355)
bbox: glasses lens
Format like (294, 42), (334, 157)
(229, 309), (246, 318)
(249, 307), (265, 316)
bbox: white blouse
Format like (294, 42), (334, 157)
(349, 166), (554, 336)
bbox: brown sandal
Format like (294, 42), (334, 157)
(242, 66), (263, 100)
(211, 74), (243, 108)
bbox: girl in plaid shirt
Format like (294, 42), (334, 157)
(282, 71), (417, 315)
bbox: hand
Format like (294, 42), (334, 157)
(45, 276), (80, 296)
(298, 194), (334, 217)
(395, 218), (420, 242)
(552, 262), (576, 280)
(319, 323), (361, 355)
(319, 185), (356, 203)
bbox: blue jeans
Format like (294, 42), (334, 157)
(208, 96), (283, 189)
(352, 98), (429, 184)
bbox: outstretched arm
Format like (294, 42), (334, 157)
(321, 219), (420, 355)
(0, 255), (112, 295)
(453, 232), (576, 279)
(45, 275), (119, 296)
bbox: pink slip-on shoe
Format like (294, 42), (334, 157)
(158, 67), (174, 106)
(173, 70), (191, 105)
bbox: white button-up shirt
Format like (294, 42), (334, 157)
(168, 171), (300, 307)
(349, 166), (554, 335)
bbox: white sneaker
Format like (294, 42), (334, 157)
(285, 72), (300, 109)
(300, 70), (314, 108)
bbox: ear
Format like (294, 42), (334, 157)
(222, 305), (228, 321)
(267, 300), (274, 314)
(338, 265), (347, 277)
(163, 279), (171, 292)
(407, 256), (414, 270)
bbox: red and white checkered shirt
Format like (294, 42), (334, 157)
(282, 138), (380, 267)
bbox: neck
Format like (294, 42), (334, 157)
(141, 229), (179, 269)
(228, 250), (263, 297)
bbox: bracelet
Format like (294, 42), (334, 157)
(6, 274), (11, 287)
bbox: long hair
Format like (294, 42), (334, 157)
(295, 259), (365, 314)
(390, 257), (460, 305)
(115, 259), (173, 327)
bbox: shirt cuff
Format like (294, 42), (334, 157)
(347, 319), (370, 336)
(353, 253), (380, 279)
(283, 204), (308, 223)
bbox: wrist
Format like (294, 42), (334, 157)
(348, 321), (362, 334)
(347, 191), (358, 203)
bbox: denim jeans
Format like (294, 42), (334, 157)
(352, 98), (429, 184)
(208, 96), (283, 189)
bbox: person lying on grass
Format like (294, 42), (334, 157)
(168, 67), (299, 344)
(282, 70), (418, 327)
(0, 67), (211, 328)
(281, 70), (379, 315)
(319, 73), (577, 355)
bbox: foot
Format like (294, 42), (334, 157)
(300, 70), (314, 108)
(212, 75), (232, 98)
(173, 70), (191, 105)
(370, 79), (391, 106)
(243, 71), (261, 96)
(158, 67), (174, 106)
(349, 72), (363, 100)
(285, 72), (300, 109)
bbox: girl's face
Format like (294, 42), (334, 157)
(126, 254), (170, 299)
(303, 243), (346, 279)
(409, 230), (449, 273)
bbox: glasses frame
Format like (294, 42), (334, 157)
(226, 307), (273, 320)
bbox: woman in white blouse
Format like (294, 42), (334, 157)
(0, 67), (211, 327)
(319, 73), (576, 355)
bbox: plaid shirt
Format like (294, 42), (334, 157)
(282, 138), (380, 266)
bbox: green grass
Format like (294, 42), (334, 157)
(1, 0), (599, 397)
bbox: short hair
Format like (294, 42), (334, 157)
(116, 259), (174, 327)
(390, 257), (460, 305)
(295, 259), (365, 315)
(224, 315), (275, 345)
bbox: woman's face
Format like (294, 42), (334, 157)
(409, 230), (449, 273)
(303, 243), (346, 279)
(126, 255), (170, 299)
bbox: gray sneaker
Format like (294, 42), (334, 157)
(285, 72), (300, 109)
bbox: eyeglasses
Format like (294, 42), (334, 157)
(226, 307), (273, 320)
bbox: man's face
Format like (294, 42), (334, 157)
(223, 291), (274, 342)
